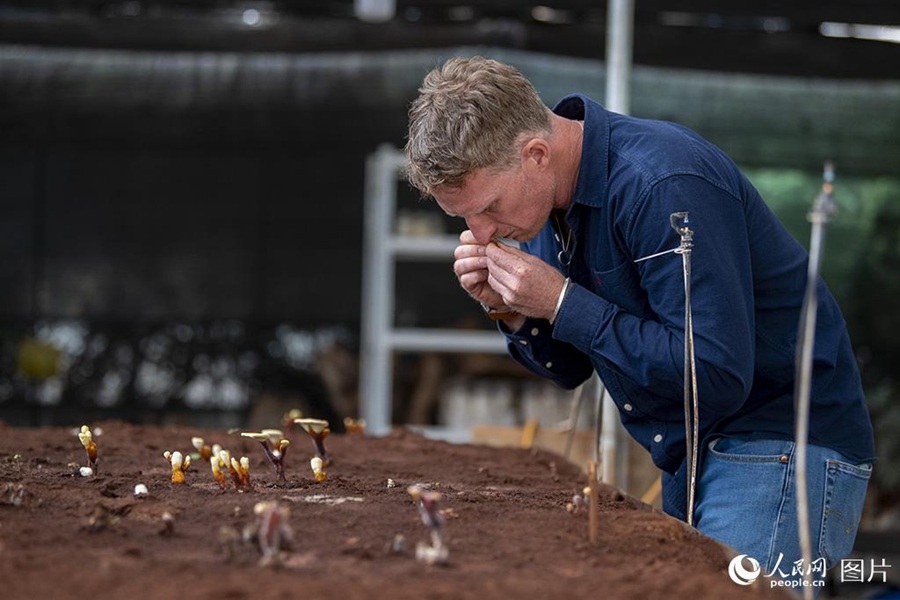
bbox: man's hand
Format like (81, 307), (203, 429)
(485, 241), (567, 321)
(453, 230), (510, 310)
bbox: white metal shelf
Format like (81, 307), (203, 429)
(359, 144), (508, 436)
(388, 235), (459, 260)
(388, 328), (507, 353)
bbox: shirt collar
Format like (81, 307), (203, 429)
(551, 94), (609, 210)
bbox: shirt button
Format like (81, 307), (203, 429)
(653, 434), (663, 443)
(623, 403), (633, 412)
(530, 327), (540, 336)
(519, 340), (528, 346)
(545, 361), (553, 369)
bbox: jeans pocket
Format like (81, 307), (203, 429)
(818, 459), (872, 569)
(707, 436), (794, 463)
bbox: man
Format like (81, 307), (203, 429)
(405, 56), (874, 582)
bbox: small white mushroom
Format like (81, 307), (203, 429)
(160, 511), (175, 535)
(415, 541), (449, 565)
(134, 483), (149, 497)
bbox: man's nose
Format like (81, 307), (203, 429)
(465, 215), (496, 245)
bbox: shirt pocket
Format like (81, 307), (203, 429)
(818, 459), (872, 569)
(589, 262), (651, 316)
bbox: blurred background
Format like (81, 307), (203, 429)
(0, 0), (899, 589)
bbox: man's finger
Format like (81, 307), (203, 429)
(454, 257), (488, 277)
(487, 273), (515, 307)
(454, 243), (485, 260)
(486, 241), (530, 262)
(485, 243), (526, 276)
(459, 270), (488, 290)
(486, 259), (519, 290)
(459, 230), (479, 245)
(485, 242), (518, 271)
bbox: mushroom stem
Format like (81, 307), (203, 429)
(294, 419), (332, 466)
(210, 454), (228, 489)
(242, 432), (290, 484)
(310, 456), (327, 482)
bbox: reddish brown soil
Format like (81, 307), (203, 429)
(0, 421), (778, 599)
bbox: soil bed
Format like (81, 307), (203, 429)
(0, 421), (773, 599)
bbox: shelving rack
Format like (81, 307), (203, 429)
(359, 144), (508, 436)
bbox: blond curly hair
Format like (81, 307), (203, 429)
(405, 56), (551, 196)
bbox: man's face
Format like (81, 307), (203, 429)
(433, 162), (554, 246)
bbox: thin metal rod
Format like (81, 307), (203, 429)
(603, 0), (633, 490)
(634, 246), (678, 263)
(594, 376), (606, 465)
(637, 212), (700, 524)
(794, 162), (835, 599)
(563, 381), (587, 460)
(588, 460), (600, 545)
(682, 246), (693, 525)
(669, 211), (699, 527)
(682, 245), (700, 527)
(600, 378), (618, 484)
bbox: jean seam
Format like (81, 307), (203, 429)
(818, 461), (834, 566)
(818, 461), (871, 568)
(826, 459), (872, 479)
(707, 438), (794, 463)
(707, 451), (790, 463)
(766, 441), (795, 572)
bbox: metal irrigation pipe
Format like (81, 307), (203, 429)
(794, 162), (836, 599)
(671, 213), (699, 527)
(563, 381), (586, 461)
(635, 212), (700, 526)
(594, 375), (607, 466)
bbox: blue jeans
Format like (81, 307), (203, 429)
(693, 436), (871, 592)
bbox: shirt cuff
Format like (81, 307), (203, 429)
(499, 317), (560, 371)
(551, 282), (613, 354)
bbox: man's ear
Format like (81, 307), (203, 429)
(521, 138), (550, 172)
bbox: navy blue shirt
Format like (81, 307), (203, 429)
(503, 94), (875, 521)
